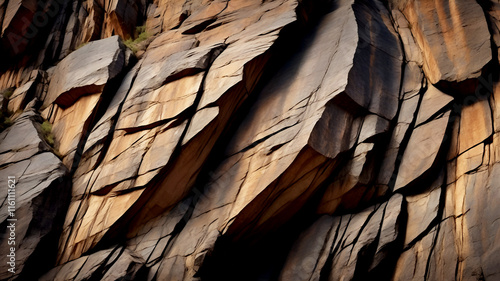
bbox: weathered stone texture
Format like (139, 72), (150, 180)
(2, 0), (500, 280)
(0, 110), (69, 281)
(399, 0), (491, 84)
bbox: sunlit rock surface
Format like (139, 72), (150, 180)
(1, 0), (500, 280)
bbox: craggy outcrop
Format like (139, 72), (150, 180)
(0, 110), (69, 281)
(2, 0), (500, 280)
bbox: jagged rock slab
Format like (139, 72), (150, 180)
(458, 98), (493, 155)
(404, 173), (443, 246)
(399, 0), (491, 84)
(57, 0), (300, 264)
(358, 114), (390, 144)
(41, 36), (133, 168)
(40, 247), (146, 281)
(318, 142), (376, 214)
(279, 216), (338, 281)
(103, 0), (142, 39)
(415, 84), (453, 126)
(345, 0), (402, 120)
(43, 36), (130, 109)
(0, 110), (49, 164)
(3, 0), (500, 279)
(0, 110), (69, 281)
(377, 82), (422, 189)
(7, 70), (46, 113)
(394, 111), (450, 191)
(49, 93), (102, 167)
(282, 194), (404, 281)
(130, 1), (404, 280)
(371, 194), (405, 271)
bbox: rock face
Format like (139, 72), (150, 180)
(1, 0), (500, 280)
(0, 110), (69, 280)
(399, 0), (491, 85)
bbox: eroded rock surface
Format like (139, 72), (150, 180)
(2, 0), (500, 280)
(0, 110), (69, 281)
(398, 0), (491, 84)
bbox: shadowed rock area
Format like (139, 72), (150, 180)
(1, 0), (500, 280)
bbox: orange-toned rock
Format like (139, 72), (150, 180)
(129, 1), (404, 279)
(3, 0), (500, 280)
(318, 143), (376, 214)
(57, 0), (301, 265)
(486, 0), (500, 63)
(2, 0), (40, 55)
(399, 0), (491, 84)
(102, 0), (143, 39)
(458, 99), (492, 155)
(7, 70), (45, 113)
(49, 93), (102, 167)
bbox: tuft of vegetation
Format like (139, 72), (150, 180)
(0, 111), (12, 131)
(76, 42), (89, 50)
(2, 87), (14, 99)
(123, 25), (150, 53)
(0, 87), (14, 132)
(41, 120), (55, 146)
(136, 25), (146, 35)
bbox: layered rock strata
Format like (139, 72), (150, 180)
(1, 0), (500, 280)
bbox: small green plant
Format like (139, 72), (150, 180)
(41, 120), (55, 146)
(136, 25), (146, 34)
(2, 87), (14, 99)
(123, 25), (150, 53)
(76, 42), (89, 50)
(0, 114), (12, 131)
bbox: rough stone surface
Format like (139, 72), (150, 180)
(43, 36), (130, 109)
(0, 110), (69, 281)
(398, 0), (491, 84)
(39, 247), (146, 281)
(7, 70), (46, 113)
(2, 0), (500, 280)
(394, 111), (450, 191)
